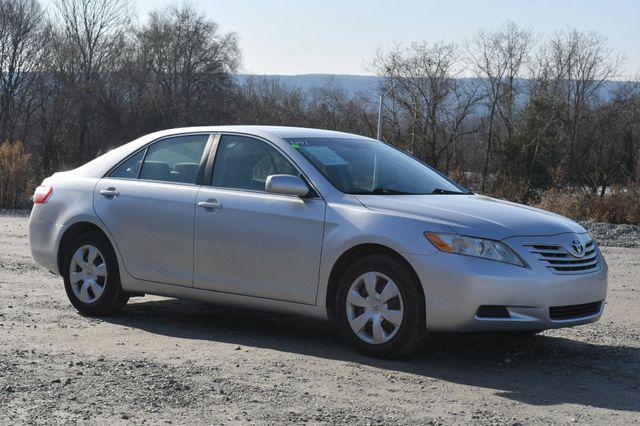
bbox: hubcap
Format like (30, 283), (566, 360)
(346, 271), (404, 345)
(69, 245), (107, 304)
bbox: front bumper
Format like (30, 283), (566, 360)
(406, 242), (608, 332)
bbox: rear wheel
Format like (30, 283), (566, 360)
(62, 231), (128, 316)
(336, 255), (425, 358)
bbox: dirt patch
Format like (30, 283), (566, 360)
(1, 214), (639, 424)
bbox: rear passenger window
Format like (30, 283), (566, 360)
(110, 149), (144, 179)
(139, 135), (209, 184)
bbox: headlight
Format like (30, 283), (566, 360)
(425, 232), (525, 267)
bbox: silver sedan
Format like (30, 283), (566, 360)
(29, 126), (608, 357)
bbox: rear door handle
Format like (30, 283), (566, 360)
(99, 188), (120, 198)
(198, 199), (223, 210)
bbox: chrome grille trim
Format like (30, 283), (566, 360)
(524, 240), (599, 274)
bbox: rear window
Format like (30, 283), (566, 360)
(109, 150), (144, 179)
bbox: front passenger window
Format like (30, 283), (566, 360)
(212, 135), (299, 191)
(139, 134), (209, 184)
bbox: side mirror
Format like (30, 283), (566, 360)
(265, 174), (309, 197)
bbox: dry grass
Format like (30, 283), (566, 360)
(534, 185), (640, 225)
(0, 140), (33, 208)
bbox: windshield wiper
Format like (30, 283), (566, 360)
(352, 187), (468, 195)
(352, 187), (416, 195)
(431, 188), (466, 194)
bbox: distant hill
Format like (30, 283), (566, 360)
(236, 73), (629, 101)
(236, 74), (383, 97)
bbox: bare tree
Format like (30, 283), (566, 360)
(0, 0), (47, 144)
(534, 29), (623, 188)
(307, 80), (376, 135)
(579, 80), (640, 195)
(52, 0), (131, 162)
(468, 22), (534, 191)
(31, 41), (70, 176)
(232, 76), (305, 125)
(138, 4), (240, 127)
(373, 41), (480, 171)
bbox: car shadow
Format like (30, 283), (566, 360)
(103, 297), (640, 413)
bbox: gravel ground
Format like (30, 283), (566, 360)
(581, 220), (640, 248)
(1, 213), (639, 424)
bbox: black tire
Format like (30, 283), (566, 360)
(62, 230), (129, 316)
(335, 255), (426, 358)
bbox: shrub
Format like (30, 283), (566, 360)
(0, 140), (33, 208)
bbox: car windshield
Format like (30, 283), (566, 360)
(286, 137), (469, 195)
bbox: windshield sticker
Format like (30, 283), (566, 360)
(303, 146), (348, 166)
(287, 139), (311, 146)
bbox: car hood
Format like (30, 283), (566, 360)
(354, 194), (586, 240)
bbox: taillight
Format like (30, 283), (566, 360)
(33, 185), (53, 204)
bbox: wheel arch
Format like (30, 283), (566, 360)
(324, 243), (425, 319)
(56, 219), (116, 275)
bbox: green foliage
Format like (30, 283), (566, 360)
(495, 95), (565, 199)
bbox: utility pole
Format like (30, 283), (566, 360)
(376, 81), (395, 141)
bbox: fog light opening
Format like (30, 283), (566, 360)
(476, 305), (511, 319)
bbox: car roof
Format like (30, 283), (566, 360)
(160, 125), (372, 140)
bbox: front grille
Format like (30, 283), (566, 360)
(524, 240), (599, 274)
(549, 301), (602, 320)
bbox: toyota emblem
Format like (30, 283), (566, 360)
(570, 239), (585, 257)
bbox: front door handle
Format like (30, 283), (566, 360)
(99, 187), (120, 198)
(198, 199), (223, 210)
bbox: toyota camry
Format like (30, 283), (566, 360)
(29, 126), (608, 358)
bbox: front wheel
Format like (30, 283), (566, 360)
(335, 255), (425, 358)
(62, 231), (129, 316)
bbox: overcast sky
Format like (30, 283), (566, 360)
(44, 0), (640, 78)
